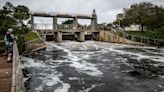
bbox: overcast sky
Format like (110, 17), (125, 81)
(0, 0), (164, 25)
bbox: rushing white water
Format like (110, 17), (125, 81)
(22, 41), (164, 92)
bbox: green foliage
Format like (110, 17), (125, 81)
(17, 35), (25, 54)
(121, 2), (164, 32)
(0, 2), (30, 53)
(0, 2), (30, 40)
(13, 5), (29, 21)
(13, 27), (30, 35)
(62, 19), (74, 24)
(24, 32), (39, 41)
(126, 26), (164, 41)
(2, 2), (14, 15)
(107, 23), (112, 27)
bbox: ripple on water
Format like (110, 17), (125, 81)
(22, 41), (164, 92)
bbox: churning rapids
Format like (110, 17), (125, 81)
(22, 41), (164, 92)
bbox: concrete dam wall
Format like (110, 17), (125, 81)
(44, 30), (143, 45)
(98, 31), (143, 45)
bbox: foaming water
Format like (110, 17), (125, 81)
(22, 41), (164, 92)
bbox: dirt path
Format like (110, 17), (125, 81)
(0, 55), (12, 92)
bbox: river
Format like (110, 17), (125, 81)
(22, 41), (164, 92)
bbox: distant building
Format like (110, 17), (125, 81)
(124, 24), (141, 31)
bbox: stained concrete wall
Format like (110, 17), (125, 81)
(99, 31), (144, 45)
(11, 42), (25, 92)
(25, 31), (46, 53)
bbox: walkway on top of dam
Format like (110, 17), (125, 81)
(0, 40), (25, 92)
(0, 54), (12, 92)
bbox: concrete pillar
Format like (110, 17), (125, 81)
(91, 19), (94, 31)
(73, 17), (78, 30)
(91, 18), (97, 31)
(74, 32), (78, 40)
(79, 31), (85, 42)
(92, 32), (100, 41)
(55, 31), (62, 42)
(91, 9), (97, 31)
(31, 15), (34, 31)
(53, 16), (58, 31)
(74, 32), (84, 42)
(43, 35), (46, 41)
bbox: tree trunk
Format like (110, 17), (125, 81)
(141, 25), (144, 33)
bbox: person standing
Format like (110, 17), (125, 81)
(4, 28), (15, 62)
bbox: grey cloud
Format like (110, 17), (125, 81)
(0, 0), (164, 24)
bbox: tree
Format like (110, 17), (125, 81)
(2, 2), (14, 16)
(13, 5), (29, 21)
(0, 2), (30, 37)
(122, 2), (164, 32)
(0, 2), (16, 35)
(151, 5), (164, 29)
(13, 5), (29, 29)
(62, 19), (74, 25)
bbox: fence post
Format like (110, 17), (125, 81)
(147, 38), (149, 44)
(141, 36), (143, 43)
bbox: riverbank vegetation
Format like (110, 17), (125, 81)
(116, 2), (164, 41)
(126, 26), (164, 41)
(24, 32), (39, 41)
(0, 2), (30, 38)
(0, 2), (30, 53)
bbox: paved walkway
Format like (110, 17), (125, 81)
(0, 54), (12, 92)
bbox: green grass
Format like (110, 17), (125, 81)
(126, 27), (164, 41)
(24, 32), (39, 41)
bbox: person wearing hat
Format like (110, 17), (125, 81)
(4, 28), (15, 62)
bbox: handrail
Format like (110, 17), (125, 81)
(110, 29), (164, 46)
(11, 42), (25, 92)
(24, 38), (41, 44)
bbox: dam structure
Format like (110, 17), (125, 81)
(31, 10), (100, 42)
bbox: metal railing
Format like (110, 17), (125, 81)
(34, 23), (92, 30)
(112, 29), (164, 46)
(11, 42), (25, 92)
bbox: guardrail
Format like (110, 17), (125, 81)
(11, 42), (25, 92)
(110, 30), (164, 46)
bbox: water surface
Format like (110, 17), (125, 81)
(22, 41), (164, 92)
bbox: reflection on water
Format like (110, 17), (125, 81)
(22, 41), (164, 92)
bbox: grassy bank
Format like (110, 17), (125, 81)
(24, 32), (39, 41)
(126, 27), (164, 41)
(17, 32), (40, 54)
